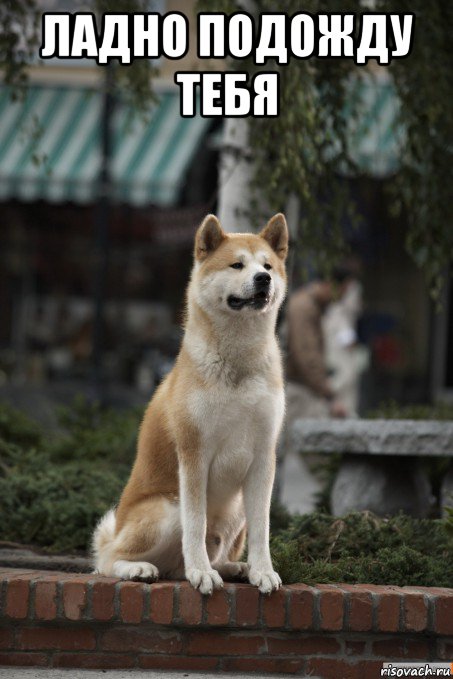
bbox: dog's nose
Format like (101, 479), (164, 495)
(254, 272), (271, 288)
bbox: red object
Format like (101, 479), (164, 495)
(0, 568), (452, 675)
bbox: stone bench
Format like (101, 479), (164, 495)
(290, 419), (453, 517)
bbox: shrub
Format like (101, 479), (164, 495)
(0, 399), (140, 552)
(49, 396), (139, 465)
(270, 511), (453, 587)
(0, 402), (43, 448)
(0, 441), (125, 552)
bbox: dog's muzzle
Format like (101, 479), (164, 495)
(227, 273), (272, 310)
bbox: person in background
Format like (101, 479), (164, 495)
(323, 278), (368, 417)
(274, 268), (354, 508)
(285, 268), (353, 423)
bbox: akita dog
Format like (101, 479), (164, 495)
(93, 213), (288, 595)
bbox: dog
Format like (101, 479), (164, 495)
(92, 212), (288, 595)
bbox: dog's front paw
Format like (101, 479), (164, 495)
(186, 568), (223, 595)
(113, 560), (159, 582)
(218, 561), (249, 580)
(248, 567), (282, 594)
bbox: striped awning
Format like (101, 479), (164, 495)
(345, 73), (403, 177)
(0, 85), (210, 206)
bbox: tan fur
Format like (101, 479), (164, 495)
(93, 213), (289, 594)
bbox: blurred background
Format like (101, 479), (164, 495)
(1, 1), (453, 574)
(0, 0), (451, 420)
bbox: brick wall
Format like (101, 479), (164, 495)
(0, 568), (452, 677)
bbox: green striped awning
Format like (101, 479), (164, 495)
(345, 74), (404, 177)
(0, 85), (210, 206)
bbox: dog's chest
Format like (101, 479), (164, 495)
(188, 376), (283, 498)
(189, 374), (277, 441)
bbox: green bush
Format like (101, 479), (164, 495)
(49, 396), (139, 465)
(270, 511), (453, 587)
(0, 399), (140, 552)
(0, 402), (43, 448)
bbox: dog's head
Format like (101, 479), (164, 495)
(191, 213), (288, 317)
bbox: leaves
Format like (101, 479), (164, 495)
(201, 0), (453, 292)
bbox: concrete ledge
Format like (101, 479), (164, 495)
(1, 568), (452, 676)
(291, 419), (453, 456)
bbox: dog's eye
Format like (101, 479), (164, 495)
(230, 262), (244, 270)
(264, 263), (272, 271)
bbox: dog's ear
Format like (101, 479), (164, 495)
(195, 214), (226, 261)
(259, 213), (289, 260)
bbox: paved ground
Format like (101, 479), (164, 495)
(1, 670), (314, 679)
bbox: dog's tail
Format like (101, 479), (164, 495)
(91, 508), (116, 574)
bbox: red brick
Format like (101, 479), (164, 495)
(436, 594), (453, 635)
(347, 590), (373, 631)
(404, 586), (452, 596)
(0, 628), (13, 649)
(205, 587), (230, 625)
(149, 582), (174, 625)
(53, 653), (135, 669)
(91, 579), (118, 621)
(235, 584), (259, 626)
(437, 639), (453, 660)
(100, 627), (182, 654)
(60, 574), (96, 583)
(34, 581), (57, 621)
(405, 640), (430, 659)
(139, 655), (219, 670)
(119, 582), (144, 624)
(355, 660), (389, 678)
(376, 592), (401, 632)
(373, 638), (409, 658)
(403, 592), (428, 632)
(305, 657), (359, 679)
(0, 652), (49, 667)
(179, 582), (202, 625)
(5, 577), (32, 618)
(288, 585), (315, 630)
(319, 586), (344, 631)
(262, 587), (286, 628)
(267, 634), (340, 655)
(18, 627), (96, 651)
(373, 638), (429, 660)
(0, 568), (36, 576)
(33, 572), (73, 583)
(222, 657), (304, 674)
(345, 640), (366, 656)
(187, 631), (265, 656)
(63, 581), (87, 621)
